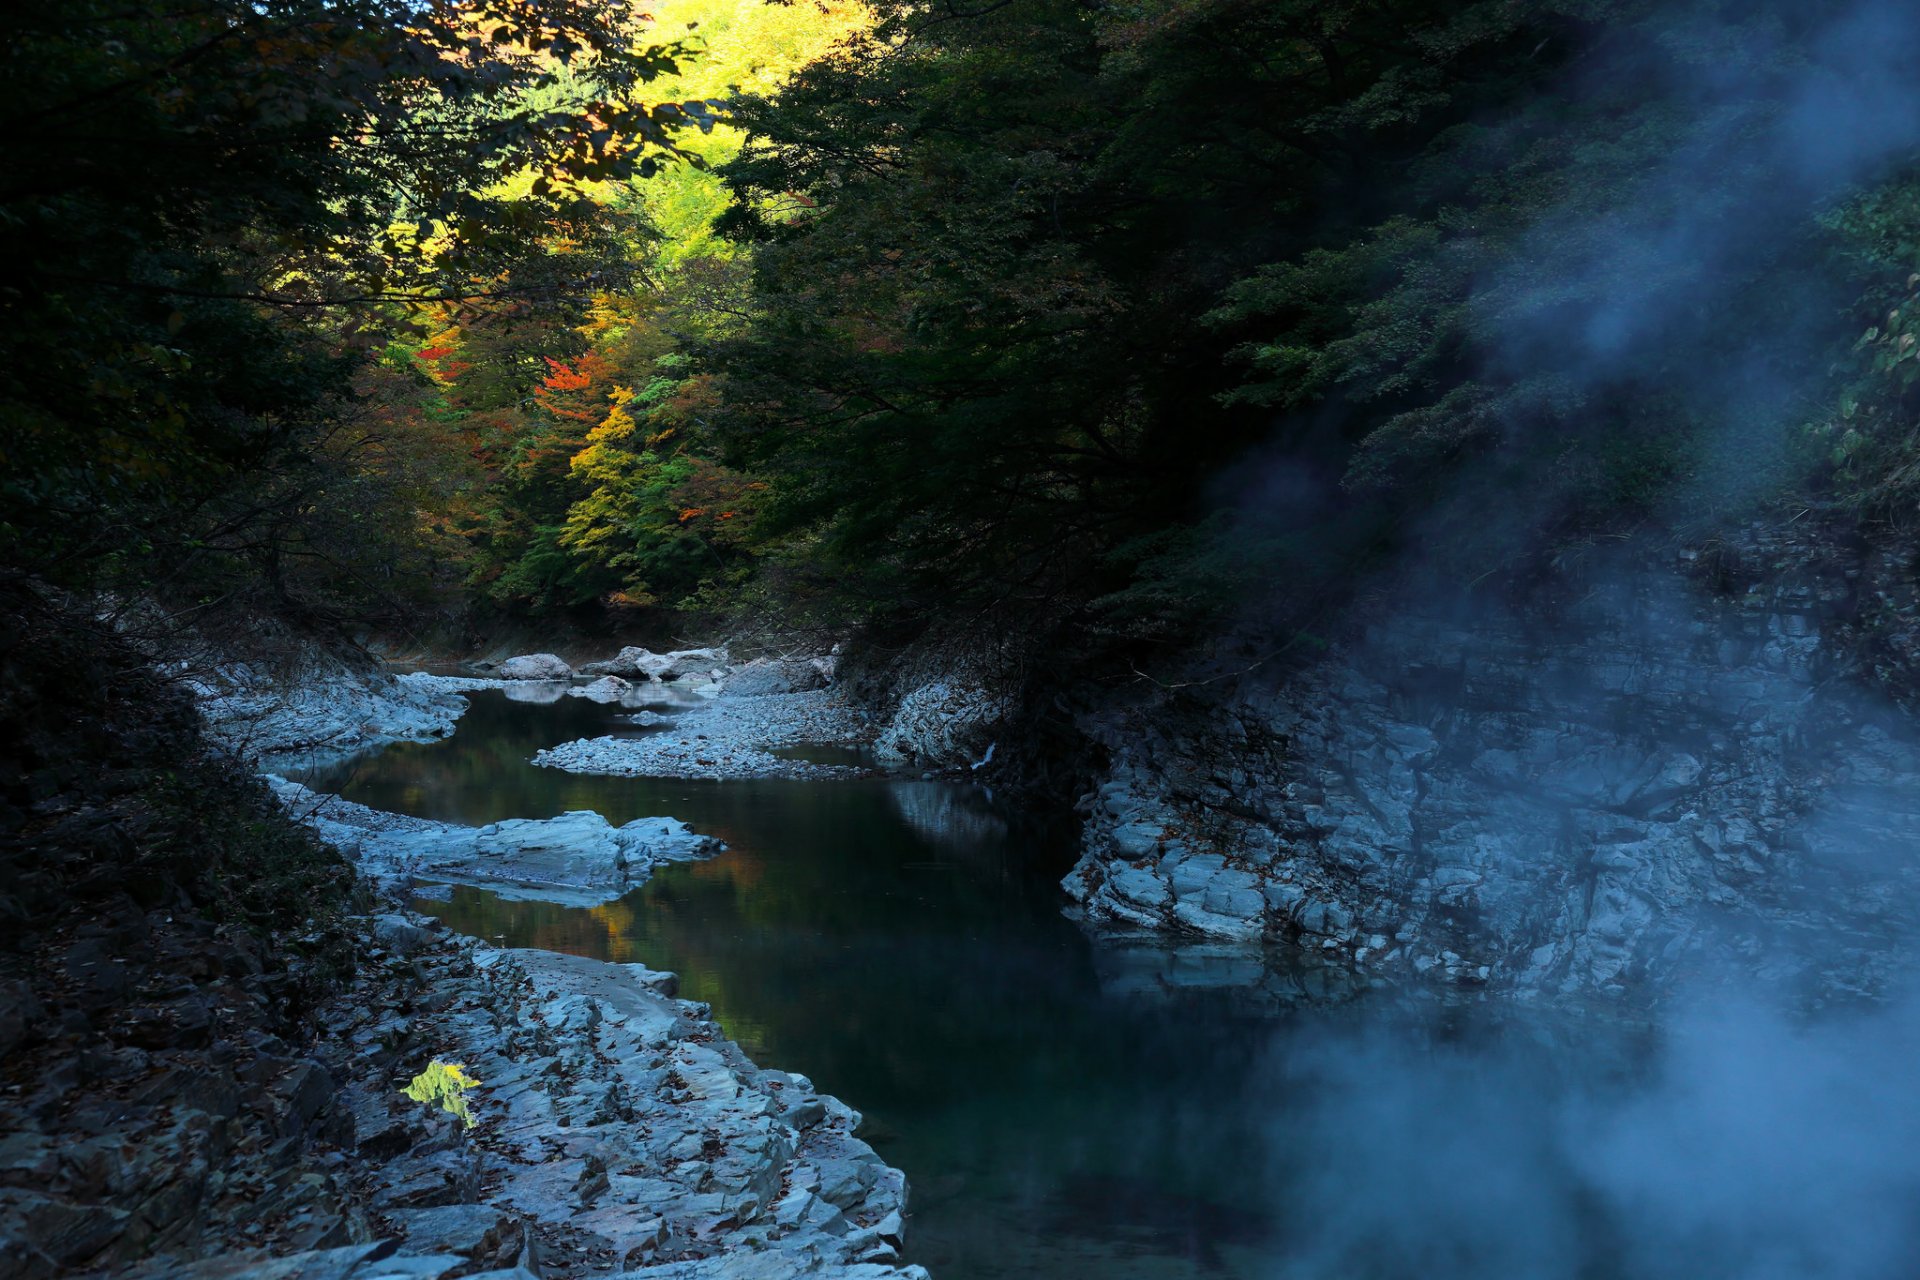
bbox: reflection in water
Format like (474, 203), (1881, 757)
(308, 691), (1915, 1280)
(887, 780), (1009, 850)
(418, 822), (1300, 1279)
(289, 688), (702, 827)
(500, 679), (571, 704)
(307, 694), (1320, 1277)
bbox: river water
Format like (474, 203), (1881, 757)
(292, 688), (1913, 1280)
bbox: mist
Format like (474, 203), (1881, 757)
(1193, 11), (1920, 1274)
(1246, 985), (1920, 1280)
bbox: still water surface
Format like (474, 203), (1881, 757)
(292, 689), (1629, 1279)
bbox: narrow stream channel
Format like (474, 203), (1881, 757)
(290, 688), (1652, 1280)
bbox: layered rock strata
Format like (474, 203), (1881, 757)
(1067, 537), (1920, 1002)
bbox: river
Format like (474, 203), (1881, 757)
(291, 687), (1854, 1280)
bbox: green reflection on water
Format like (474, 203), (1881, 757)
(313, 691), (1289, 1279)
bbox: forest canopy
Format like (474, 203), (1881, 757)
(5, 0), (1920, 651)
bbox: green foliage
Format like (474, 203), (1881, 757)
(0, 0), (708, 624)
(374, 0), (860, 622)
(17, 0), (1920, 652)
(702, 0), (1590, 624)
(402, 1061), (482, 1129)
(1814, 180), (1920, 516)
(689, 0), (1920, 640)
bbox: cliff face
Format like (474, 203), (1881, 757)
(1064, 518), (1920, 1003)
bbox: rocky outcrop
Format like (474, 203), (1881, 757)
(579, 648), (730, 686)
(270, 780), (720, 907)
(2, 905), (923, 1280)
(720, 658), (830, 700)
(839, 632), (1022, 773)
(288, 928), (921, 1279)
(1066, 528), (1920, 1003)
(191, 654), (469, 763)
(496, 654), (575, 681)
(872, 683), (1008, 773)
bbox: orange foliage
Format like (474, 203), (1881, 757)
(533, 351), (617, 423)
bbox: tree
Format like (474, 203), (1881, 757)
(0, 0), (713, 620)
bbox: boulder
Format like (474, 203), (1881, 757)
(657, 648), (729, 681)
(579, 647), (668, 680)
(495, 654), (573, 681)
(873, 681), (1007, 770)
(720, 657), (830, 699)
(370, 915), (434, 956)
(569, 676), (633, 703)
(578, 646), (729, 682)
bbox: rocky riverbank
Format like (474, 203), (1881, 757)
(1, 598), (926, 1279)
(246, 668), (921, 1277)
(190, 656), (471, 767)
(1060, 519), (1920, 1005)
(4, 904), (922, 1280)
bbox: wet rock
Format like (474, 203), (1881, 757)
(496, 654), (573, 681)
(269, 782), (721, 905)
(569, 675), (635, 703)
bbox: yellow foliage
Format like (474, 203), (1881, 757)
(628, 0), (873, 267)
(401, 1059), (481, 1128)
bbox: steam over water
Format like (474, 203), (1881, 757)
(298, 690), (1920, 1279)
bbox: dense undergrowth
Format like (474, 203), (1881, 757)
(0, 583), (358, 1014)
